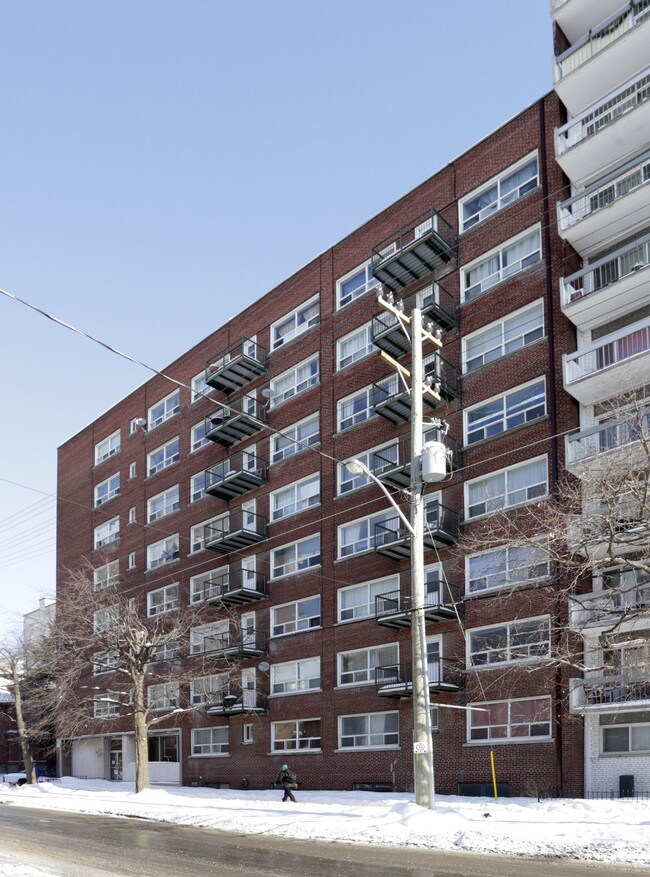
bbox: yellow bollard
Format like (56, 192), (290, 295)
(490, 750), (498, 801)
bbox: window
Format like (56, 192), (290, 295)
(94, 473), (120, 507)
(191, 621), (228, 655)
(339, 711), (399, 749)
(146, 535), (180, 570)
(147, 485), (180, 522)
(130, 418), (140, 435)
(270, 414), (319, 464)
(152, 641), (179, 662)
(191, 674), (227, 706)
(191, 371), (213, 404)
(147, 682), (179, 711)
(243, 724), (254, 744)
(338, 575), (399, 622)
(192, 727), (229, 756)
(460, 153), (539, 232)
(148, 390), (180, 430)
(92, 650), (119, 675)
(270, 474), (320, 521)
(338, 644), (398, 686)
(337, 386), (374, 432)
(188, 471), (205, 503)
(337, 323), (374, 370)
(602, 717), (650, 754)
(336, 261), (380, 309)
(271, 657), (321, 694)
(93, 605), (118, 633)
(467, 543), (549, 594)
(468, 617), (551, 666)
(466, 457), (548, 519)
(93, 692), (120, 718)
(147, 583), (180, 617)
(148, 734), (179, 763)
(338, 510), (394, 557)
(190, 566), (228, 604)
(269, 355), (319, 407)
(128, 552), (136, 570)
(465, 380), (546, 445)
(191, 514), (226, 553)
(271, 296), (320, 350)
(271, 534), (321, 579)
(462, 227), (542, 302)
(147, 438), (180, 476)
(94, 517), (119, 549)
(128, 506), (136, 524)
(272, 719), (321, 751)
(93, 560), (119, 590)
(95, 430), (120, 465)
(191, 420), (210, 453)
(468, 696), (551, 742)
(271, 596), (321, 637)
(463, 301), (544, 374)
(338, 442), (398, 494)
(129, 462), (137, 479)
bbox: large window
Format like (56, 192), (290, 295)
(147, 583), (180, 617)
(147, 485), (180, 522)
(148, 390), (180, 430)
(93, 605), (118, 633)
(337, 323), (374, 370)
(338, 442), (398, 495)
(147, 438), (180, 476)
(147, 683), (179, 711)
(336, 261), (380, 309)
(271, 657), (321, 694)
(465, 380), (546, 445)
(270, 356), (319, 408)
(191, 674), (227, 706)
(339, 711), (399, 749)
(468, 696), (551, 742)
(462, 227), (541, 302)
(92, 651), (119, 675)
(94, 473), (120, 508)
(270, 474), (320, 521)
(94, 517), (120, 549)
(94, 430), (120, 465)
(271, 595), (321, 637)
(191, 514), (227, 553)
(146, 535), (180, 570)
(337, 385), (374, 432)
(338, 510), (394, 557)
(148, 734), (179, 763)
(191, 371), (213, 404)
(93, 692), (120, 718)
(93, 560), (119, 590)
(271, 534), (321, 579)
(468, 617), (551, 666)
(271, 296), (320, 350)
(602, 716), (650, 754)
(191, 420), (210, 453)
(460, 153), (538, 232)
(466, 543), (549, 594)
(270, 413), (319, 464)
(338, 644), (398, 686)
(190, 566), (228, 604)
(272, 719), (321, 751)
(338, 575), (398, 622)
(190, 471), (207, 503)
(192, 727), (229, 756)
(190, 621), (228, 655)
(465, 457), (547, 519)
(463, 301), (544, 374)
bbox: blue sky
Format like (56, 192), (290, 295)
(0, 1), (552, 634)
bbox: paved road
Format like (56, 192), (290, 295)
(0, 804), (646, 877)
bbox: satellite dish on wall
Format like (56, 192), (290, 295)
(258, 661), (270, 672)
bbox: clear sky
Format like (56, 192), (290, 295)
(0, 1), (552, 635)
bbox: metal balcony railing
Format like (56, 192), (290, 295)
(371, 209), (456, 292)
(375, 580), (461, 628)
(204, 396), (268, 447)
(374, 502), (460, 558)
(561, 231), (650, 305)
(570, 585), (650, 628)
(205, 451), (268, 501)
(371, 283), (457, 357)
(195, 567), (267, 605)
(206, 685), (267, 715)
(566, 415), (650, 465)
(205, 337), (268, 395)
(204, 509), (267, 553)
(375, 659), (463, 696)
(203, 631), (267, 659)
(564, 318), (650, 384)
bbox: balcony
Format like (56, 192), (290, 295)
(555, 69), (650, 183)
(552, 0), (625, 44)
(205, 338), (267, 395)
(204, 509), (267, 554)
(371, 283), (457, 358)
(557, 149), (650, 257)
(570, 675), (650, 713)
(563, 317), (650, 404)
(554, 1), (650, 115)
(371, 209), (456, 293)
(205, 451), (268, 501)
(204, 396), (267, 447)
(375, 432), (460, 492)
(206, 686), (267, 716)
(200, 567), (267, 606)
(371, 356), (458, 425)
(565, 416), (650, 475)
(374, 502), (460, 560)
(375, 580), (461, 629)
(570, 584), (650, 630)
(375, 659), (462, 698)
(204, 631), (267, 660)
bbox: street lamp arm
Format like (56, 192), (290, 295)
(345, 459), (415, 536)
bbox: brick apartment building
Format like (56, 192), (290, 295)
(55, 0), (650, 796)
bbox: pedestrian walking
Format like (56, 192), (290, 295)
(277, 763), (297, 802)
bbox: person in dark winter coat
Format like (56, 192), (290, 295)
(277, 763), (297, 802)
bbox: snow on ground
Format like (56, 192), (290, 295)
(1, 778), (650, 873)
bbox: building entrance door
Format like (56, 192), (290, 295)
(109, 738), (123, 781)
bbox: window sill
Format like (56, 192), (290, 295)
(268, 749), (322, 756)
(268, 688), (322, 699)
(269, 441), (322, 469)
(189, 753), (230, 759)
(269, 503), (322, 526)
(464, 495), (549, 525)
(270, 565), (322, 584)
(463, 414), (549, 451)
(463, 737), (553, 747)
(334, 745), (400, 753)
(270, 626), (323, 641)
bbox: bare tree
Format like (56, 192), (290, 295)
(53, 565), (248, 792)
